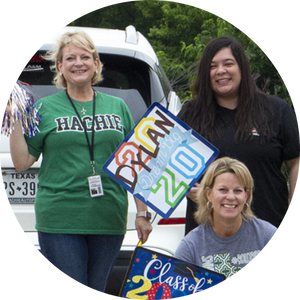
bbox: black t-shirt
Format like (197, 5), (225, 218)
(179, 96), (299, 231)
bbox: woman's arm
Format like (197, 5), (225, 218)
(134, 196), (153, 244)
(186, 182), (201, 203)
(285, 157), (299, 202)
(10, 122), (37, 171)
(7, 104), (37, 171)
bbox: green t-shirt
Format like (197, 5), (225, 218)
(26, 90), (135, 234)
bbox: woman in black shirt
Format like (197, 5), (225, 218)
(178, 36), (299, 233)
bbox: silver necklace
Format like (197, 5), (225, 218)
(81, 107), (87, 114)
(74, 101), (87, 114)
(68, 90), (96, 115)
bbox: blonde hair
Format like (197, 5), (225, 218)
(194, 157), (256, 225)
(44, 31), (103, 89)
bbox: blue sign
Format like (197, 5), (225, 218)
(103, 103), (219, 218)
(120, 247), (226, 298)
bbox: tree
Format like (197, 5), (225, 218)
(69, 1), (290, 104)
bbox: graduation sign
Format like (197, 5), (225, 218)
(103, 103), (219, 218)
(119, 247), (226, 298)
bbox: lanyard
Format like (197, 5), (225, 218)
(65, 89), (96, 175)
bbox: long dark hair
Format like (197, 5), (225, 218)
(179, 36), (273, 143)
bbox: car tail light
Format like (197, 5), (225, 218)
(30, 55), (44, 61)
(158, 218), (186, 225)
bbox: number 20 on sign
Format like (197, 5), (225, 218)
(103, 103), (219, 218)
(126, 276), (171, 300)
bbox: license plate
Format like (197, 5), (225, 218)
(2, 169), (39, 204)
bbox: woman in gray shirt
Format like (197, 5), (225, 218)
(175, 157), (276, 278)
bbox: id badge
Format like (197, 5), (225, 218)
(88, 175), (104, 197)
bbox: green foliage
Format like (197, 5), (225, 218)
(69, 0), (291, 104)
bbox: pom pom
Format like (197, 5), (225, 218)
(2, 80), (41, 137)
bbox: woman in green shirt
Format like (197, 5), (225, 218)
(7, 30), (152, 292)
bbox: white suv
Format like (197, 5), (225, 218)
(0, 25), (186, 296)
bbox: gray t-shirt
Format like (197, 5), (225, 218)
(175, 218), (276, 278)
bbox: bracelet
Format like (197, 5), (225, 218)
(136, 211), (152, 219)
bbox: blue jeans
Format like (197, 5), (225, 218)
(38, 232), (124, 292)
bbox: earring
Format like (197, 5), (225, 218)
(96, 70), (98, 74)
(244, 202), (250, 209)
(207, 202), (212, 209)
(60, 73), (63, 77)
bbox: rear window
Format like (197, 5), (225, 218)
(18, 51), (152, 123)
(19, 54), (53, 85)
(19, 52), (151, 103)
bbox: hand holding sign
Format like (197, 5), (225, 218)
(103, 103), (219, 218)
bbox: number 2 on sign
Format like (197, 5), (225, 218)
(126, 275), (152, 299)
